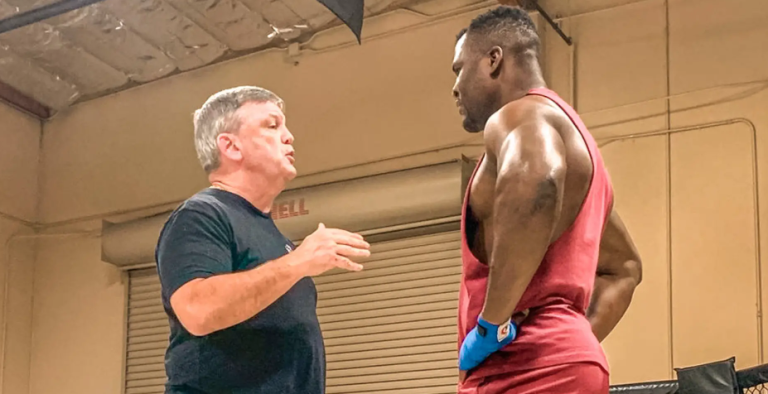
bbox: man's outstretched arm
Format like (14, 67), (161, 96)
(587, 208), (643, 342)
(480, 112), (567, 325)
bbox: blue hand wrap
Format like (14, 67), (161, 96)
(458, 316), (518, 371)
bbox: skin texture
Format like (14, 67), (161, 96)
(170, 101), (371, 336)
(452, 29), (642, 379)
(588, 210), (643, 342)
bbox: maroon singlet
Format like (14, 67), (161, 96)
(457, 87), (614, 380)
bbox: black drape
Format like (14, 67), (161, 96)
(315, 0), (365, 43)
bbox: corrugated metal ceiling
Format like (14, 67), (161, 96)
(0, 0), (490, 118)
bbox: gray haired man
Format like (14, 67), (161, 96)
(155, 86), (371, 394)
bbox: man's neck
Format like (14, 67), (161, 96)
(209, 172), (284, 213)
(500, 75), (546, 106)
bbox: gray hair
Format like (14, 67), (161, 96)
(193, 86), (285, 173)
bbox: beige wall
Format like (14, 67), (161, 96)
(6, 0), (766, 392)
(0, 103), (40, 223)
(0, 102), (40, 394)
(560, 0), (768, 384)
(28, 233), (125, 394)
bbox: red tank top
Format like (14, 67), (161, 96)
(457, 88), (614, 377)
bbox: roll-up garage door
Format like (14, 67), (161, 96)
(123, 229), (462, 394)
(124, 268), (167, 394)
(316, 230), (462, 394)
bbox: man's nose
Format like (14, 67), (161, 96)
(283, 128), (294, 144)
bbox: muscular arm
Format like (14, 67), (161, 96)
(480, 111), (567, 325)
(586, 208), (643, 341)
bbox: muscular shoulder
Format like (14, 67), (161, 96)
(483, 96), (565, 163)
(488, 96), (560, 133)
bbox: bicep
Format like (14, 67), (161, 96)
(156, 209), (233, 306)
(597, 208), (642, 278)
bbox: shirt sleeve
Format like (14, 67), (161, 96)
(156, 206), (233, 298)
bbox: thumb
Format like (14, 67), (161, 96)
(318, 222), (325, 230)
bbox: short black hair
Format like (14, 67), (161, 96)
(456, 6), (540, 58)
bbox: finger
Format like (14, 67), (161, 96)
(325, 228), (365, 241)
(330, 233), (370, 249)
(318, 223), (325, 230)
(333, 256), (364, 272)
(335, 245), (371, 258)
(512, 309), (530, 325)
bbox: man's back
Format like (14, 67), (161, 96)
(458, 87), (613, 377)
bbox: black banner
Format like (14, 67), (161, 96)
(315, 0), (365, 44)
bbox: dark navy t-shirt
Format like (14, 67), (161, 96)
(155, 188), (325, 394)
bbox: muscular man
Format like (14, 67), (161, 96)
(154, 86), (370, 394)
(450, 7), (643, 393)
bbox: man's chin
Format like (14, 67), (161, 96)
(284, 166), (298, 181)
(462, 118), (483, 133)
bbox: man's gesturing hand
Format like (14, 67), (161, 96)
(292, 223), (371, 276)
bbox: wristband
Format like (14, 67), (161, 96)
(458, 316), (518, 371)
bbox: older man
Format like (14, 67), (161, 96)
(155, 86), (371, 394)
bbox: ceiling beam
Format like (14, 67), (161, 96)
(0, 0), (107, 118)
(0, 81), (51, 119)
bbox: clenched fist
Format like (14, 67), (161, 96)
(291, 223), (371, 277)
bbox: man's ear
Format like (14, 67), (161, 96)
(217, 133), (242, 162)
(488, 46), (504, 77)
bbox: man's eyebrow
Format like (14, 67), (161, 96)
(261, 113), (285, 125)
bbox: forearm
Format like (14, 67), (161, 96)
(177, 254), (306, 335)
(482, 269), (533, 324)
(481, 180), (560, 324)
(587, 273), (640, 342)
(481, 221), (554, 324)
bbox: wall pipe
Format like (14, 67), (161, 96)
(0, 212), (33, 228)
(529, 0), (572, 45)
(663, 0), (674, 376)
(599, 117), (764, 365)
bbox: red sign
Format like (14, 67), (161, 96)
(271, 198), (309, 220)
